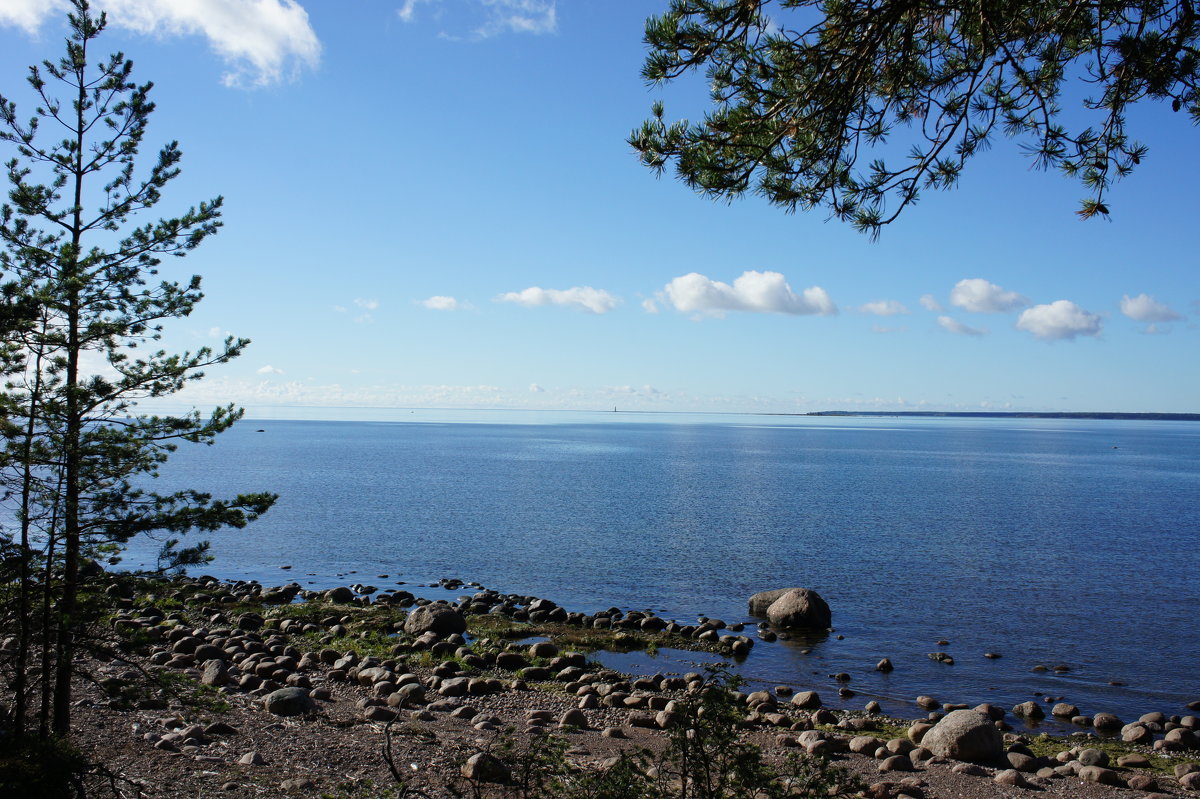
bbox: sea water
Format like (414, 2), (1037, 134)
(122, 410), (1200, 722)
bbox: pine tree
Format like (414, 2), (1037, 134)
(631, 0), (1200, 237)
(0, 0), (276, 739)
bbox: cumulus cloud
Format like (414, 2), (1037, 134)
(937, 316), (986, 336)
(0, 0), (52, 32)
(397, 0), (556, 38)
(354, 298), (380, 310)
(3, 0), (321, 87)
(949, 278), (1029, 313)
(497, 286), (620, 314)
(661, 270), (835, 317)
(859, 299), (909, 316)
(420, 295), (470, 311)
(919, 294), (943, 312)
(1016, 300), (1103, 341)
(1120, 293), (1181, 323)
(256, 364), (283, 375)
(529, 383), (544, 393)
(641, 298), (659, 314)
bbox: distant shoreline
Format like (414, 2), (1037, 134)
(767, 411), (1200, 421)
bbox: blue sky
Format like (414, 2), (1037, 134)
(1, 0), (1197, 416)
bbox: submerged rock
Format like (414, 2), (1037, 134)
(1012, 701), (1045, 720)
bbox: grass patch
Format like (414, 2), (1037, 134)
(1024, 732), (1174, 774)
(465, 615), (726, 657)
(813, 720), (911, 741)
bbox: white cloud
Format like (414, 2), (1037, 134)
(937, 315), (986, 336)
(1016, 300), (1103, 341)
(859, 299), (909, 316)
(484, 0), (556, 36)
(919, 294), (943, 312)
(207, 326), (223, 337)
(604, 384), (662, 398)
(529, 383), (544, 393)
(397, 0), (435, 22)
(177, 377), (510, 410)
(256, 364), (283, 375)
(0, 0), (57, 32)
(4, 1), (322, 87)
(397, 0), (556, 38)
(661, 270), (835, 317)
(420, 295), (470, 311)
(641, 298), (659, 314)
(332, 304), (347, 313)
(1120, 293), (1181, 323)
(354, 298), (380, 310)
(949, 278), (1029, 313)
(497, 286), (619, 314)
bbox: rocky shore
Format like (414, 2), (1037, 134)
(19, 571), (1200, 798)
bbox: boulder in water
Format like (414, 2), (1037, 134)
(763, 588), (831, 629)
(748, 588), (792, 616)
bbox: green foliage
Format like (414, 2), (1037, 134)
(1024, 732), (1174, 774)
(631, 0), (1199, 236)
(0, 0), (275, 740)
(148, 670), (232, 713)
(465, 614), (722, 657)
(653, 667), (861, 798)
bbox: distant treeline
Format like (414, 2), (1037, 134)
(789, 411), (1200, 421)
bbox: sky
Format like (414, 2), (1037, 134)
(0, 0), (1196, 417)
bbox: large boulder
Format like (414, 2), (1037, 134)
(462, 752), (510, 783)
(262, 687), (315, 717)
(919, 709), (1005, 765)
(403, 603), (466, 637)
(748, 588), (793, 616)
(764, 588), (831, 629)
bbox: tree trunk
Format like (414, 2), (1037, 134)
(51, 42), (89, 738)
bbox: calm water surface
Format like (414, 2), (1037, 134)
(124, 410), (1200, 723)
